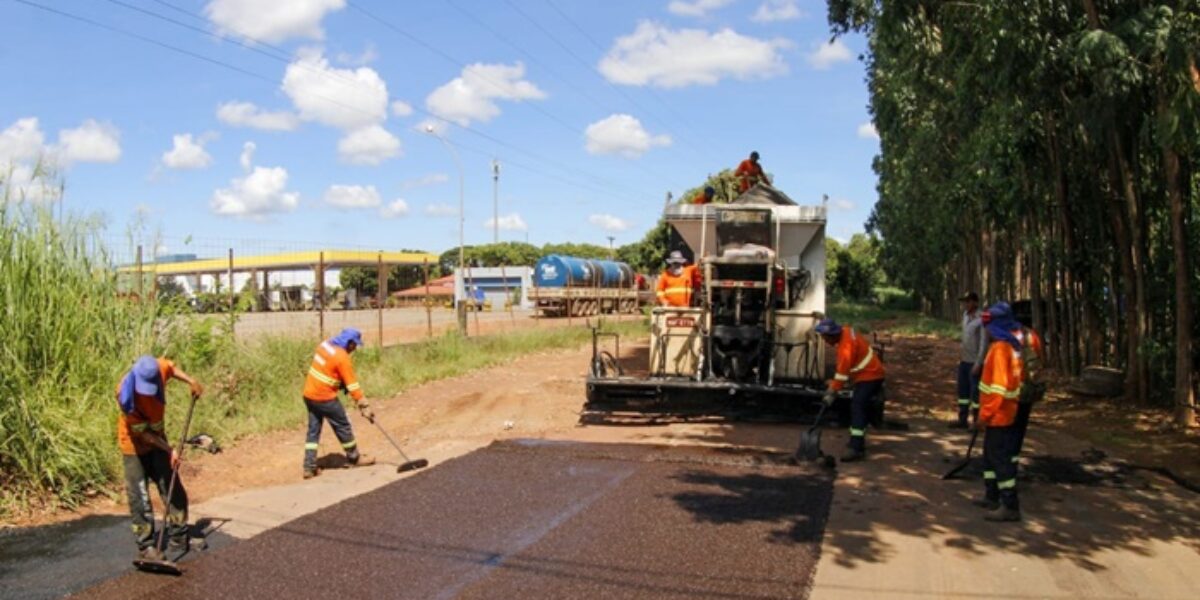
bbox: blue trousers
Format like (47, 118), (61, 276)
(303, 398), (359, 470)
(982, 425), (1019, 510)
(848, 379), (885, 452)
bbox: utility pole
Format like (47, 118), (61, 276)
(607, 236), (615, 259)
(492, 159), (500, 244)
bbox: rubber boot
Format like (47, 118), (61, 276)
(348, 452), (376, 467)
(138, 546), (165, 562)
(303, 467), (320, 479)
(984, 505), (1021, 522)
(840, 448), (866, 462)
(971, 496), (1000, 510)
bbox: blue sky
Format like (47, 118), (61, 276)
(1, 0), (877, 257)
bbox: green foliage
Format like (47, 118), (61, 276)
(341, 249), (440, 296)
(826, 234), (884, 301)
(678, 169), (741, 204)
(616, 218), (671, 273)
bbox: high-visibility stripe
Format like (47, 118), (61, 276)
(978, 382), (1021, 399)
(850, 348), (875, 373)
(849, 428), (865, 437)
(834, 373), (850, 382)
(149, 421), (164, 432)
(308, 367), (339, 387)
(320, 341), (336, 356)
(304, 443), (319, 450)
(130, 422), (149, 432)
(997, 479), (1017, 490)
(983, 470), (996, 480)
(970, 402), (980, 410)
(346, 382), (361, 392)
(313, 353), (327, 366)
(957, 398), (970, 406)
(341, 440), (357, 450)
(655, 291), (666, 297)
(1011, 455), (1020, 463)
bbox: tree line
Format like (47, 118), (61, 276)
(826, 0), (1199, 424)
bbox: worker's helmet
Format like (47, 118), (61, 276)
(703, 186), (715, 196)
(750, 151), (760, 161)
(814, 319), (842, 337)
(666, 250), (687, 265)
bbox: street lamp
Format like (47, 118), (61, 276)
(425, 123), (466, 336)
(607, 235), (615, 259)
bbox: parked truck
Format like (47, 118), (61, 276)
(530, 254), (641, 317)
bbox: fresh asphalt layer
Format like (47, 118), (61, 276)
(71, 440), (835, 600)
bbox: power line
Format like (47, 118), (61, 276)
(15, 0), (648, 205)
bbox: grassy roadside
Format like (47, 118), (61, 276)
(828, 300), (959, 339)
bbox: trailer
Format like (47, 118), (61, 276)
(531, 254), (641, 317)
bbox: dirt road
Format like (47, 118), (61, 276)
(4, 333), (1199, 599)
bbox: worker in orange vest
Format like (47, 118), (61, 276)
(975, 302), (1025, 522)
(692, 186), (716, 205)
(1009, 322), (1045, 469)
(302, 328), (376, 479)
(114, 355), (204, 561)
(815, 319), (886, 462)
(655, 250), (701, 307)
(735, 151), (767, 193)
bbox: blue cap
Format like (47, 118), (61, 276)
(330, 328), (364, 350)
(132, 355), (161, 396)
(814, 319), (842, 337)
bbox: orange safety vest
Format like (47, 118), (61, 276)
(735, 159), (765, 193)
(656, 265), (699, 307)
(114, 358), (174, 456)
(303, 340), (364, 403)
(829, 327), (885, 391)
(978, 342), (1022, 427)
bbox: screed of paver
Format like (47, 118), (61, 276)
(72, 441), (833, 600)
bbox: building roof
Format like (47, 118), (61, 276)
(123, 250), (440, 276)
(393, 274), (455, 298)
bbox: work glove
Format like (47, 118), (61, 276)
(821, 390), (836, 407)
(358, 402), (375, 422)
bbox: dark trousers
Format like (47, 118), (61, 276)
(955, 362), (980, 424)
(122, 449), (188, 551)
(982, 425), (1019, 510)
(304, 398), (359, 470)
(848, 379), (885, 453)
(1009, 402), (1034, 468)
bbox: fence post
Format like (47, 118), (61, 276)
(318, 251), (325, 340)
(136, 245), (144, 300)
(227, 248), (235, 334)
(377, 252), (385, 349)
(499, 264), (515, 328)
(466, 263), (480, 337)
(423, 258), (433, 338)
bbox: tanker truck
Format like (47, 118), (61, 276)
(584, 183), (869, 422)
(530, 255), (641, 317)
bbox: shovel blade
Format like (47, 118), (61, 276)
(797, 429), (822, 462)
(398, 459), (429, 473)
(132, 558), (183, 576)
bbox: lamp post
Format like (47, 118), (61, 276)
(492, 159), (500, 244)
(607, 235), (615, 259)
(425, 124), (466, 336)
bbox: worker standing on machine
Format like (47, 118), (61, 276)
(815, 319), (885, 462)
(692, 185), (716, 205)
(115, 355), (204, 562)
(302, 328), (376, 479)
(735, 151), (768, 193)
(655, 250), (701, 307)
(976, 302), (1025, 522)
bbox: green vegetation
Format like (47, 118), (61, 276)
(827, 1), (1200, 423)
(830, 300), (959, 340)
(826, 234), (886, 302)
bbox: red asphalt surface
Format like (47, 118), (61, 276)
(73, 440), (834, 600)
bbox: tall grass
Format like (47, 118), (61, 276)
(0, 198), (647, 519)
(829, 300), (960, 339)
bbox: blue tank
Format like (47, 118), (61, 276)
(534, 255), (634, 288)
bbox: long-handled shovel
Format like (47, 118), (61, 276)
(365, 415), (429, 473)
(132, 393), (198, 576)
(942, 428), (979, 480)
(795, 400), (836, 469)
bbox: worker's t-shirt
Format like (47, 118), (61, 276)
(115, 358), (175, 456)
(656, 265), (700, 307)
(735, 160), (765, 192)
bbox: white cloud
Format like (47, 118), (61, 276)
(807, 38), (853, 70)
(379, 198), (409, 218)
(830, 197), (855, 211)
(161, 133), (213, 170)
(55, 120), (121, 164)
(205, 0), (345, 43)
(216, 101), (299, 131)
(402, 173), (449, 190)
(2, 163), (59, 203)
(239, 141), (256, 171)
(485, 213), (527, 232)
(584, 114), (671, 158)
(424, 202), (458, 217)
(0, 118), (45, 164)
(337, 125), (401, 165)
(390, 100), (414, 117)
(283, 49), (389, 130)
(856, 121), (879, 140)
(667, 0), (735, 17)
(588, 213), (631, 232)
(599, 21), (791, 88)
(323, 184), (381, 209)
(425, 62), (545, 126)
(335, 44), (378, 67)
(211, 166), (299, 217)
(751, 0), (804, 22)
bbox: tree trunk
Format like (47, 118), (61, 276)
(1164, 136), (1195, 427)
(1112, 133), (1150, 403)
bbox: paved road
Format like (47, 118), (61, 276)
(73, 441), (834, 600)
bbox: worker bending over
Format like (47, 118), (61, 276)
(735, 151), (768, 193)
(815, 319), (886, 462)
(656, 250), (701, 307)
(302, 328), (376, 479)
(692, 186), (716, 205)
(976, 302), (1025, 522)
(115, 355), (204, 561)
